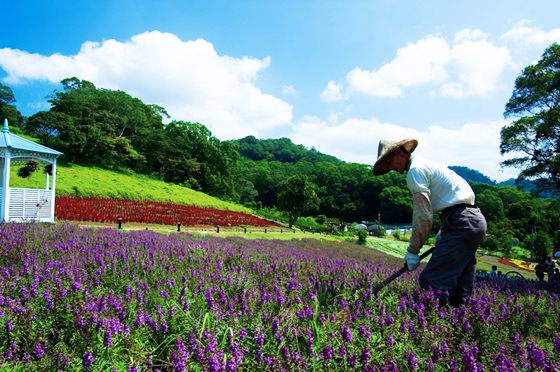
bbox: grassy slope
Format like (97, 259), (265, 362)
(10, 164), (252, 213)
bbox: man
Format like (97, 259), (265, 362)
(373, 138), (487, 306)
(545, 256), (556, 282)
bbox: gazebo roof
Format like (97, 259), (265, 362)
(1, 119), (62, 157)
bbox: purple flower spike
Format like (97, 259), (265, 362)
(554, 335), (560, 353)
(82, 352), (94, 369)
(34, 342), (46, 359)
(406, 351), (419, 370)
(322, 346), (334, 360)
(342, 326), (353, 343)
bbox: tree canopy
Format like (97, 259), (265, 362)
(23, 78), (239, 200)
(277, 174), (320, 227)
(0, 83), (24, 128)
(502, 43), (560, 197)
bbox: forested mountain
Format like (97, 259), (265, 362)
(236, 135), (340, 163)
(448, 166), (496, 185)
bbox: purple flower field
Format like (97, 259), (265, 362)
(0, 223), (558, 371)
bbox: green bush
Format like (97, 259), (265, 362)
(357, 229), (368, 245)
(294, 216), (326, 232)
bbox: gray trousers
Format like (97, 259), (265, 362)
(419, 205), (487, 306)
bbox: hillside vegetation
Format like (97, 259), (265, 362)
(10, 164), (252, 213)
(3, 76), (560, 259)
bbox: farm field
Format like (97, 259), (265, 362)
(55, 196), (278, 228)
(0, 223), (557, 370)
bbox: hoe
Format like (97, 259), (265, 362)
(371, 246), (435, 294)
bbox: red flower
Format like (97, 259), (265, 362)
(55, 196), (280, 227)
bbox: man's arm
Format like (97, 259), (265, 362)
(408, 192), (433, 254)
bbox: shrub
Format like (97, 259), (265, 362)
(357, 229), (368, 245)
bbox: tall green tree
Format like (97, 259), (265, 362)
(0, 83), (24, 128)
(161, 121), (239, 199)
(501, 43), (560, 196)
(25, 77), (164, 169)
(378, 186), (412, 223)
(277, 174), (320, 228)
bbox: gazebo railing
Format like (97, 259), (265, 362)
(8, 188), (53, 222)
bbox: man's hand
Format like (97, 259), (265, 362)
(404, 251), (420, 271)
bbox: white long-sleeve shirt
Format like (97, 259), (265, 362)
(406, 156), (476, 254)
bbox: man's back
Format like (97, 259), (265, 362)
(406, 156), (475, 212)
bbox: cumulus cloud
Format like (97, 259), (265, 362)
(501, 20), (560, 47)
(290, 116), (517, 182)
(282, 84), (297, 95)
(323, 29), (513, 100)
(347, 36), (451, 97)
(320, 80), (346, 102)
(444, 30), (512, 97)
(0, 31), (292, 139)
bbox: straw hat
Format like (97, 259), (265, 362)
(373, 138), (418, 175)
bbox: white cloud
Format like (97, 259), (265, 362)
(282, 84), (297, 95)
(324, 29), (512, 100)
(0, 31), (292, 139)
(290, 116), (518, 182)
(454, 29), (490, 43)
(501, 20), (560, 47)
(320, 80), (346, 102)
(444, 33), (512, 97)
(347, 36), (451, 97)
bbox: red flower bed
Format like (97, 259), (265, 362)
(55, 196), (279, 227)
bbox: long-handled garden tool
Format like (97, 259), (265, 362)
(371, 246), (435, 295)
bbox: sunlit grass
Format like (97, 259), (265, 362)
(10, 163), (252, 213)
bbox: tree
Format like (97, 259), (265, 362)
(277, 175), (320, 228)
(379, 186), (412, 223)
(0, 83), (24, 128)
(501, 43), (560, 196)
(476, 188), (505, 224)
(161, 121), (239, 199)
(525, 231), (553, 260)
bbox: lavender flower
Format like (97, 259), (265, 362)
(341, 326), (353, 342)
(170, 337), (188, 372)
(82, 352), (94, 369)
(34, 342), (46, 359)
(406, 351), (419, 370)
(322, 346), (334, 360)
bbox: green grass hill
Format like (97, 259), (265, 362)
(10, 163), (252, 213)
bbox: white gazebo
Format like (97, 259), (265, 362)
(0, 119), (63, 222)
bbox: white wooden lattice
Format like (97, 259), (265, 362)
(9, 188), (53, 221)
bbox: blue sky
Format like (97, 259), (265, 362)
(1, 1), (560, 181)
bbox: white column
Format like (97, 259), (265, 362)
(50, 159), (57, 223)
(2, 152), (10, 222)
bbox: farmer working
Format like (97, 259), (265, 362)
(373, 138), (487, 306)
